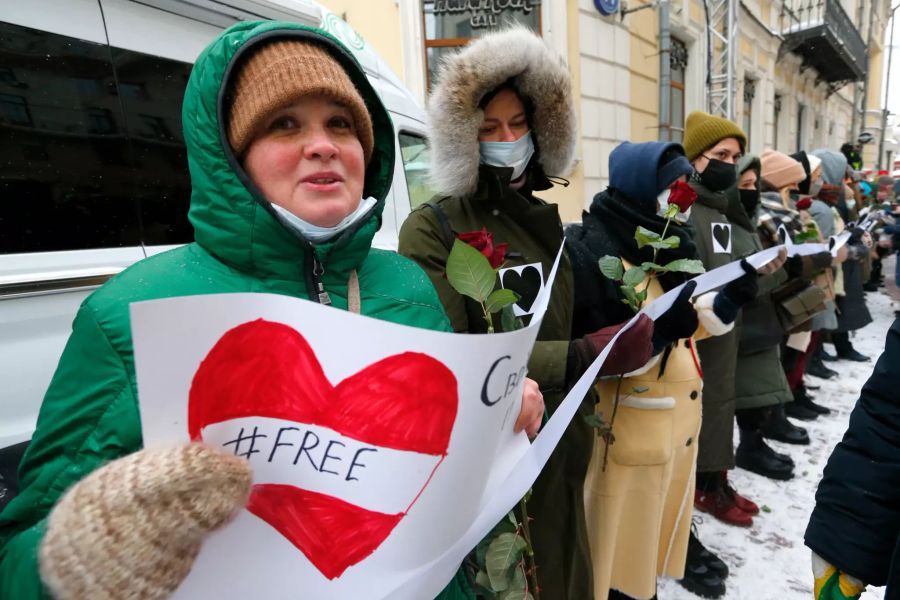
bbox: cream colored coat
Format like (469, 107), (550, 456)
(585, 271), (721, 600)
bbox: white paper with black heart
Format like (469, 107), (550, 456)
(131, 248), (564, 599)
(711, 222), (732, 254)
(499, 262), (544, 317)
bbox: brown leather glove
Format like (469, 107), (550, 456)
(569, 314), (655, 379)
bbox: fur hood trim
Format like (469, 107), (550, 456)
(427, 26), (577, 198)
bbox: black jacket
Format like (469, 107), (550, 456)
(805, 318), (900, 593)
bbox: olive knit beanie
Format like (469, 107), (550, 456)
(760, 149), (806, 190)
(226, 39), (374, 162)
(683, 111), (747, 161)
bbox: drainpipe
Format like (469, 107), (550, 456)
(878, 4), (897, 170)
(659, 0), (671, 141)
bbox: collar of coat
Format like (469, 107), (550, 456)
(426, 26), (577, 198)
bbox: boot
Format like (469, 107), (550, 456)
(679, 534), (727, 599)
(819, 348), (838, 362)
(761, 404), (810, 445)
(735, 430), (794, 481)
(805, 355), (837, 379)
(694, 487), (753, 527)
(720, 471), (760, 514)
(687, 522), (729, 577)
(837, 347), (870, 362)
(794, 386), (830, 415)
(784, 400), (819, 421)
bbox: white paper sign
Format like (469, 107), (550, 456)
(132, 248), (565, 599)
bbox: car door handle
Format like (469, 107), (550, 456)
(0, 267), (124, 299)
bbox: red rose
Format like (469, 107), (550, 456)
(668, 180), (697, 213)
(457, 228), (509, 269)
(796, 197), (812, 210)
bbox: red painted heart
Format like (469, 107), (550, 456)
(188, 319), (458, 579)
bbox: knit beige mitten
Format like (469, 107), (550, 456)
(39, 444), (252, 600)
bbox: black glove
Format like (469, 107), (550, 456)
(651, 280), (698, 354)
(713, 259), (758, 324)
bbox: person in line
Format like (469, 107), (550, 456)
(683, 111), (775, 536)
(805, 317), (900, 600)
(0, 22), (522, 599)
(399, 27), (655, 599)
(567, 141), (748, 600)
(729, 152), (798, 482)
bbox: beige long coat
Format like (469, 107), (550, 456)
(585, 271), (715, 600)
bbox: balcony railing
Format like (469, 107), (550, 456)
(779, 0), (867, 85)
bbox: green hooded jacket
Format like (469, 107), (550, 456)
(0, 22), (471, 599)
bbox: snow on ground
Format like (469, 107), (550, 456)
(658, 270), (898, 600)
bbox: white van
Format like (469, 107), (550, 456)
(0, 0), (436, 499)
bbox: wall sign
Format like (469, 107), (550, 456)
(594, 0), (620, 16)
(432, 0), (538, 29)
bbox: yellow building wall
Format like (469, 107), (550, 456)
(629, 5), (659, 142)
(540, 4), (585, 223)
(320, 0), (405, 78)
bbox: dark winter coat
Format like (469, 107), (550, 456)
(834, 229), (873, 333)
(805, 318), (900, 594)
(398, 26), (588, 600)
(728, 159), (791, 410)
(688, 180), (740, 472)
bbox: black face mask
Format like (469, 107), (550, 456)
(699, 158), (737, 192)
(739, 189), (760, 216)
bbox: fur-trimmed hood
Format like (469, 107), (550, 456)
(427, 26), (577, 198)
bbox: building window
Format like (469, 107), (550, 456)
(773, 93), (782, 149)
(85, 107), (116, 134)
(0, 93), (31, 125)
(423, 1), (541, 90)
(398, 132), (435, 210)
(743, 77), (756, 149)
(664, 38), (688, 142)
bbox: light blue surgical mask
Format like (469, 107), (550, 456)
(846, 199), (857, 209)
(479, 132), (535, 181)
(270, 197), (378, 243)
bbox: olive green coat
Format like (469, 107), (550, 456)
(399, 166), (594, 600)
(688, 182), (741, 472)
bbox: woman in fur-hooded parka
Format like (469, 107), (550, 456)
(398, 27), (590, 600)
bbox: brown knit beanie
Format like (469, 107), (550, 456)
(227, 39), (374, 163)
(683, 111), (747, 161)
(760, 149), (806, 190)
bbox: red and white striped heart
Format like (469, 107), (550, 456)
(188, 319), (458, 579)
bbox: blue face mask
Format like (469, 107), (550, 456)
(270, 197), (378, 243)
(479, 132), (535, 181)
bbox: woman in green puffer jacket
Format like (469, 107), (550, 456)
(0, 22), (472, 600)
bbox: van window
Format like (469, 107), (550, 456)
(110, 49), (193, 245)
(398, 132), (435, 210)
(0, 21), (140, 254)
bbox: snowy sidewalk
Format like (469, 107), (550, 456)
(657, 289), (897, 600)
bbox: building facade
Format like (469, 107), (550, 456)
(322, 0), (893, 217)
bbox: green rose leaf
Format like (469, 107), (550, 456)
(623, 266), (645, 288)
(501, 304), (522, 331)
(486, 288), (519, 315)
(662, 258), (706, 274)
(474, 570), (493, 593)
(499, 566), (532, 600)
(486, 532), (526, 591)
(583, 413), (610, 433)
(636, 288), (648, 303)
(634, 226), (661, 249)
(621, 284), (640, 308)
(599, 255), (625, 281)
(447, 239), (496, 302)
(632, 385), (650, 393)
(641, 261), (668, 272)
